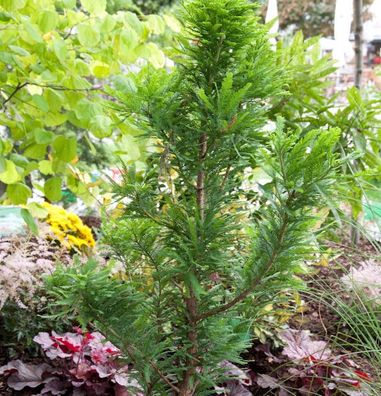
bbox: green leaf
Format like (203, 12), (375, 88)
(80, 0), (106, 15)
(9, 153), (29, 168)
(27, 202), (48, 219)
(146, 15), (166, 35)
(45, 89), (64, 112)
(38, 160), (54, 175)
(0, 156), (6, 173)
(347, 87), (363, 110)
(119, 29), (139, 55)
(22, 20), (43, 43)
(101, 14), (116, 33)
(112, 75), (137, 94)
(53, 135), (77, 162)
(74, 98), (102, 121)
(75, 59), (91, 76)
(24, 144), (47, 159)
(32, 95), (49, 112)
(0, 12), (12, 22)
(2, 0), (26, 11)
(91, 61), (110, 78)
(44, 177), (62, 201)
(7, 182), (32, 204)
(1, 139), (13, 155)
(39, 10), (59, 33)
(136, 43), (165, 69)
(185, 272), (206, 299)
(34, 128), (54, 144)
(163, 14), (182, 33)
(77, 23), (100, 47)
(53, 38), (68, 64)
(8, 45), (30, 56)
(90, 114), (113, 138)
(62, 0), (76, 8)
(21, 208), (39, 236)
(0, 160), (20, 184)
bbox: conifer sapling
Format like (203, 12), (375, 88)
(48, 0), (341, 394)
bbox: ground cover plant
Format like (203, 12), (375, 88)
(1, 329), (138, 395)
(44, 0), (343, 394)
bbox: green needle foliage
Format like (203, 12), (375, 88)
(48, 0), (341, 394)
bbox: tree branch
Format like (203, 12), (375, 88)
(1, 82), (28, 108)
(196, 214), (289, 322)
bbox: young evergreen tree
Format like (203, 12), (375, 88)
(49, 0), (340, 394)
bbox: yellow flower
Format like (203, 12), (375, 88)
(42, 202), (95, 250)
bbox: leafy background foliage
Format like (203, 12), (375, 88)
(0, 0), (176, 206)
(260, 0), (375, 37)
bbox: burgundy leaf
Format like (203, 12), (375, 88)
(40, 378), (69, 395)
(226, 382), (253, 396)
(115, 384), (130, 396)
(1, 360), (52, 391)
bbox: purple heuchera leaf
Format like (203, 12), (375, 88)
(256, 374), (279, 390)
(2, 330), (139, 395)
(225, 382), (253, 396)
(34, 331), (83, 360)
(113, 369), (130, 386)
(279, 329), (331, 361)
(39, 378), (68, 395)
(115, 384), (131, 396)
(0, 360), (52, 391)
(215, 361), (252, 396)
(219, 360), (252, 386)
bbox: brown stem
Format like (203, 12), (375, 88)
(178, 294), (199, 396)
(178, 132), (208, 395)
(2, 82), (28, 108)
(196, 133), (208, 221)
(220, 163), (231, 191)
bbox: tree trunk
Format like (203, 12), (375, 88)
(178, 132), (208, 395)
(351, 0), (363, 246)
(353, 0), (363, 88)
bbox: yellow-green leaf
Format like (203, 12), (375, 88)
(0, 160), (20, 184)
(38, 160), (54, 175)
(53, 135), (77, 162)
(21, 208), (39, 236)
(91, 61), (110, 78)
(44, 177), (62, 201)
(77, 23), (100, 47)
(7, 182), (32, 204)
(80, 0), (106, 15)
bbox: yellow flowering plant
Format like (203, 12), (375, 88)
(42, 203), (95, 251)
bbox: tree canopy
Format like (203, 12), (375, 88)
(0, 0), (177, 205)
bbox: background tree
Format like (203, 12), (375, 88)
(106, 0), (177, 15)
(0, 0), (174, 206)
(260, 0), (374, 37)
